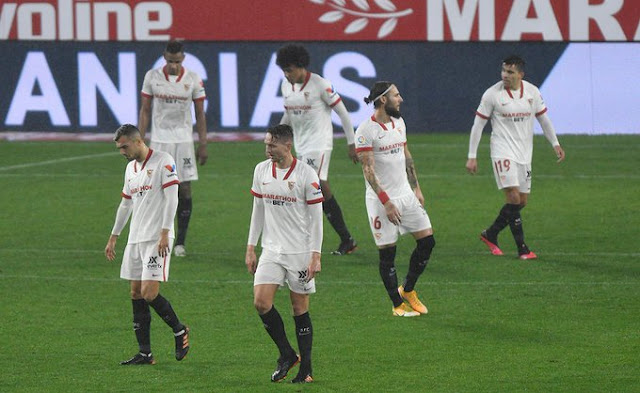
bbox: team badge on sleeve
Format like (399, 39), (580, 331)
(311, 182), (320, 190)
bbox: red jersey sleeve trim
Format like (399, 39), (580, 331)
(307, 197), (325, 205)
(141, 92), (152, 98)
(193, 96), (206, 102)
(251, 189), (263, 198)
(475, 111), (490, 120)
(162, 180), (180, 189)
(329, 97), (343, 108)
(121, 192), (132, 199)
(535, 108), (548, 117)
(355, 147), (373, 153)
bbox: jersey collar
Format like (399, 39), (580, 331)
(162, 66), (185, 82)
(506, 80), (524, 99)
(134, 148), (153, 173)
(292, 71), (311, 92)
(271, 157), (297, 180)
(371, 115), (394, 131)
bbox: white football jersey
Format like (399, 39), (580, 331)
(355, 115), (413, 200)
(281, 72), (342, 154)
(476, 80), (547, 164)
(250, 158), (324, 254)
(141, 66), (206, 143)
(121, 149), (180, 243)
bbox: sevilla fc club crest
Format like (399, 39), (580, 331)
(184, 84), (190, 91)
(147, 169), (153, 177)
(288, 181), (295, 190)
(304, 92), (310, 101)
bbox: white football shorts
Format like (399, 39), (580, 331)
(254, 249), (316, 294)
(150, 141), (198, 182)
(297, 150), (332, 181)
(120, 240), (173, 282)
(365, 192), (432, 246)
(491, 157), (531, 193)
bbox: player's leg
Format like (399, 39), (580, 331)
(509, 166), (536, 259)
(289, 292), (313, 383)
(174, 142), (198, 256)
(139, 242), (190, 360)
(254, 253), (298, 381)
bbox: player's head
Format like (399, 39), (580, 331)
(276, 44), (310, 84)
(365, 81), (403, 118)
(264, 124), (294, 164)
(114, 124), (145, 161)
(164, 40), (185, 76)
(501, 55), (525, 90)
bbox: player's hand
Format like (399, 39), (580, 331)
(307, 252), (321, 281)
(554, 145), (565, 163)
(347, 144), (359, 164)
(414, 187), (425, 207)
(245, 246), (257, 275)
(384, 201), (401, 226)
(465, 158), (478, 174)
(196, 144), (208, 165)
(105, 235), (118, 261)
(158, 231), (170, 257)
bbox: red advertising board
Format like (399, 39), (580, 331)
(1, 0), (638, 41)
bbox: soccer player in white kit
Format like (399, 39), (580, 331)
(138, 40), (208, 257)
(276, 44), (358, 256)
(245, 124), (323, 383)
(466, 55), (565, 259)
(104, 124), (190, 365)
(355, 82), (436, 317)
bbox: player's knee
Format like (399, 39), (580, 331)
(378, 246), (397, 268)
(415, 235), (435, 263)
(254, 298), (273, 315)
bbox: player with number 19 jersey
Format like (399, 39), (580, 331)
(121, 149), (180, 244)
(354, 115), (413, 200)
(141, 66), (206, 143)
(250, 158), (324, 254)
(475, 80), (547, 164)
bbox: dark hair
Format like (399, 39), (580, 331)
(503, 55), (525, 72)
(276, 44), (310, 69)
(364, 81), (394, 108)
(267, 124), (294, 143)
(113, 124), (141, 142)
(165, 40), (184, 54)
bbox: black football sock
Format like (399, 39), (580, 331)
(487, 203), (518, 240)
(508, 204), (528, 253)
(176, 197), (192, 246)
(293, 312), (313, 374)
(259, 306), (295, 358)
(322, 196), (351, 242)
(148, 294), (184, 333)
(132, 299), (151, 354)
(379, 246), (403, 307)
(403, 235), (435, 292)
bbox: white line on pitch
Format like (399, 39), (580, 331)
(0, 152), (117, 171)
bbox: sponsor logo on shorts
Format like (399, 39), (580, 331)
(147, 256), (163, 270)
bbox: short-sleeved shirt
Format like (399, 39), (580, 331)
(121, 149), (180, 244)
(141, 66), (206, 143)
(281, 72), (342, 154)
(354, 115), (413, 200)
(250, 158), (324, 254)
(476, 80), (547, 164)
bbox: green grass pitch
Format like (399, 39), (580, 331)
(0, 133), (638, 392)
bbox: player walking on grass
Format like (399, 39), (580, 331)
(355, 82), (436, 317)
(245, 124), (323, 383)
(138, 40), (208, 257)
(466, 55), (565, 259)
(276, 44), (358, 256)
(105, 124), (190, 365)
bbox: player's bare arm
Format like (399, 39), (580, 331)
(194, 99), (208, 165)
(404, 145), (424, 206)
(138, 95), (152, 140)
(105, 234), (118, 261)
(347, 144), (358, 164)
(358, 150), (402, 225)
(245, 245), (257, 274)
(307, 252), (321, 281)
(466, 158), (478, 174)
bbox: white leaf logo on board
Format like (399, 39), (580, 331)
(313, 0), (412, 39)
